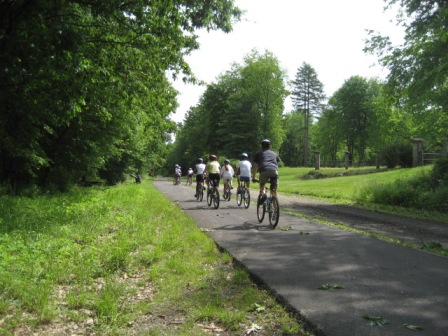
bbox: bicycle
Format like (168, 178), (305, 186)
(236, 179), (250, 209)
(253, 178), (279, 229)
(223, 179), (232, 202)
(207, 177), (220, 209)
(195, 178), (205, 202)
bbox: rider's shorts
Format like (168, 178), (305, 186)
(196, 174), (205, 183)
(239, 176), (251, 182)
(259, 170), (278, 186)
(208, 173), (220, 186)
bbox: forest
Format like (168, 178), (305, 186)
(1, 0), (447, 191)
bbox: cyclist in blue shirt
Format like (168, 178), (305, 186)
(252, 139), (281, 203)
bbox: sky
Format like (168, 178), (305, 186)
(170, 0), (404, 123)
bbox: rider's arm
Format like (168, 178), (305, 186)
(251, 163), (259, 182)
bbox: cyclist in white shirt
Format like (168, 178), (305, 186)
(235, 153), (252, 193)
(220, 159), (234, 194)
(194, 158), (206, 197)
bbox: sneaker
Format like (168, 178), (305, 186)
(258, 194), (267, 205)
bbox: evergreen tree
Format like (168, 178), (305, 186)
(290, 63), (325, 166)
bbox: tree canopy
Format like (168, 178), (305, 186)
(0, 0), (241, 190)
(168, 49), (287, 168)
(364, 0), (448, 148)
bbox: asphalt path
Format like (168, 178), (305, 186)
(153, 179), (448, 336)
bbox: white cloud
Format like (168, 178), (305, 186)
(171, 0), (403, 123)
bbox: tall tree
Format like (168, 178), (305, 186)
(290, 62), (325, 166)
(314, 105), (345, 165)
(329, 76), (380, 164)
(364, 0), (448, 143)
(0, 0), (242, 189)
(228, 50), (287, 154)
(172, 49), (287, 166)
(279, 111), (305, 166)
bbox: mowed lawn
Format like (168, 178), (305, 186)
(277, 166), (433, 201)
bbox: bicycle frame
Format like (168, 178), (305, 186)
(255, 178), (279, 229)
(207, 177), (220, 209)
(237, 179), (250, 209)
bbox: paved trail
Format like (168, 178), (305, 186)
(154, 179), (448, 336)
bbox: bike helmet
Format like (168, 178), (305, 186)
(224, 159), (230, 164)
(240, 153), (248, 159)
(210, 154), (217, 160)
(261, 139), (271, 145)
(197, 158), (203, 163)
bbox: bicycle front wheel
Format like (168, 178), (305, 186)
(257, 195), (265, 223)
(207, 189), (213, 206)
(243, 188), (250, 209)
(213, 189), (220, 209)
(269, 196), (280, 228)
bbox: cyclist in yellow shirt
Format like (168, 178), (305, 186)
(205, 154), (221, 190)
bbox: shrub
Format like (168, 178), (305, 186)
(381, 143), (413, 168)
(431, 156), (448, 187)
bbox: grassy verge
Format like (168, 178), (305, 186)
(0, 181), (310, 335)
(278, 166), (448, 224)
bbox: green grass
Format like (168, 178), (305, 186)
(277, 166), (448, 223)
(279, 166), (433, 201)
(0, 181), (310, 335)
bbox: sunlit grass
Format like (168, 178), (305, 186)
(0, 181), (309, 335)
(279, 166), (433, 201)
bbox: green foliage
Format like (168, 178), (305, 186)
(323, 76), (381, 164)
(0, 181), (305, 334)
(362, 314), (389, 327)
(431, 156), (448, 186)
(280, 111), (305, 166)
(0, 0), (242, 191)
(381, 143), (413, 168)
(170, 49), (287, 167)
(364, 0), (448, 142)
(289, 62), (325, 166)
(355, 162), (448, 213)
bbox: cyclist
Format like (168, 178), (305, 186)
(173, 164), (182, 185)
(251, 139), (281, 204)
(235, 153), (252, 194)
(205, 154), (221, 191)
(194, 158), (206, 197)
(187, 167), (194, 185)
(220, 159), (234, 194)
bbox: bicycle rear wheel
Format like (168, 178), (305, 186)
(223, 184), (230, 201)
(243, 188), (250, 209)
(207, 189), (213, 206)
(213, 189), (220, 209)
(236, 187), (243, 206)
(199, 187), (204, 201)
(257, 195), (265, 223)
(196, 183), (203, 202)
(269, 196), (280, 228)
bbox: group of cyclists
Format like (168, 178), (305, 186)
(175, 139), (281, 207)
